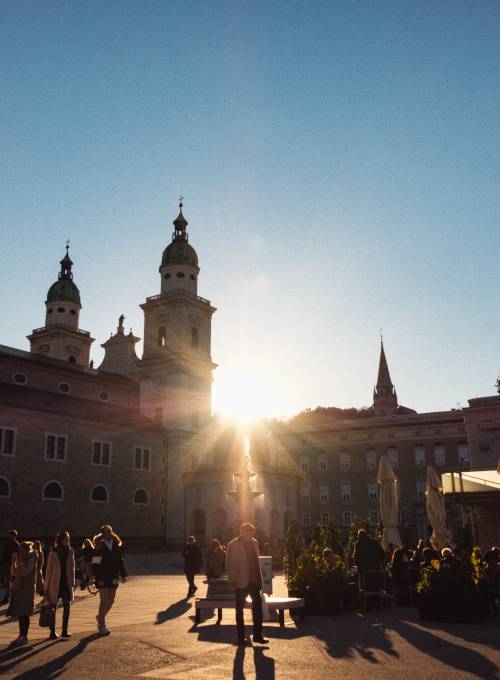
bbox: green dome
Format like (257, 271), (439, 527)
(46, 278), (81, 306)
(161, 240), (198, 268)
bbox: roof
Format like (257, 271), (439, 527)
(0, 382), (160, 431)
(46, 278), (81, 306)
(161, 240), (198, 268)
(442, 469), (500, 494)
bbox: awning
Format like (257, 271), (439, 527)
(442, 469), (500, 495)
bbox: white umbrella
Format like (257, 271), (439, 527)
(377, 454), (402, 550)
(426, 466), (451, 551)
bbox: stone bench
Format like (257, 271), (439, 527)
(194, 596), (305, 627)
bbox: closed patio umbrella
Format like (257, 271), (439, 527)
(377, 454), (402, 551)
(426, 466), (451, 551)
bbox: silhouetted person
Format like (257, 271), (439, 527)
(1, 529), (19, 605)
(182, 536), (202, 597)
(353, 529), (385, 583)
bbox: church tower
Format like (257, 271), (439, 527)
(138, 201), (216, 429)
(27, 246), (94, 366)
(372, 340), (399, 416)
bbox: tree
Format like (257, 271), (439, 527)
(282, 520), (304, 589)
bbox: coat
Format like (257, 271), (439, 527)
(92, 537), (127, 588)
(44, 547), (76, 604)
(353, 533), (385, 573)
(182, 544), (202, 574)
(12, 553), (37, 617)
(226, 537), (263, 590)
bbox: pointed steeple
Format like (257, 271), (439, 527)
(373, 339), (399, 416)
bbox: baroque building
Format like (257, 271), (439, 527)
(1, 202), (499, 549)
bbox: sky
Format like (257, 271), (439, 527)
(1, 1), (499, 420)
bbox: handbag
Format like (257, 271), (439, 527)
(38, 598), (55, 628)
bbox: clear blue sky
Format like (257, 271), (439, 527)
(1, 1), (499, 418)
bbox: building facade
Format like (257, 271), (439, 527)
(1, 202), (499, 549)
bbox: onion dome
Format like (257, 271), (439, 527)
(46, 245), (81, 306)
(160, 199), (198, 268)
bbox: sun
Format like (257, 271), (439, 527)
(212, 367), (279, 424)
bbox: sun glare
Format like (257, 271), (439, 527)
(213, 368), (279, 424)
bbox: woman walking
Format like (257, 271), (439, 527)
(92, 525), (127, 636)
(44, 531), (76, 639)
(10, 541), (37, 647)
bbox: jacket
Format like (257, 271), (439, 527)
(44, 547), (76, 604)
(226, 537), (262, 590)
(92, 536), (127, 588)
(353, 533), (385, 573)
(12, 553), (37, 617)
(182, 543), (202, 574)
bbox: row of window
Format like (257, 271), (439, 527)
(301, 480), (429, 503)
(0, 478), (151, 505)
(298, 443), (469, 473)
(10, 375), (111, 401)
(302, 509), (398, 528)
(157, 326), (200, 348)
(0, 429), (152, 470)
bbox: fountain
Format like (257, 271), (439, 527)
(227, 453), (263, 524)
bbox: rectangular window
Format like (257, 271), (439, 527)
(343, 511), (352, 527)
(45, 434), (67, 462)
(366, 450), (376, 471)
(319, 485), (329, 504)
(321, 512), (329, 526)
(92, 441), (111, 467)
(319, 455), (328, 472)
(434, 445), (445, 466)
(301, 487), (311, 502)
(368, 483), (378, 501)
(341, 483), (351, 502)
(369, 510), (379, 526)
(134, 446), (151, 471)
(303, 512), (311, 527)
(416, 479), (426, 498)
(457, 443), (469, 465)
(388, 448), (399, 468)
(415, 446), (426, 467)
(195, 487), (202, 502)
(300, 457), (310, 472)
(0, 427), (16, 455)
(340, 452), (350, 471)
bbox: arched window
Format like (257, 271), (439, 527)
(0, 476), (11, 498)
(300, 455), (310, 473)
(42, 480), (63, 501)
(158, 326), (166, 348)
(191, 327), (199, 348)
(90, 484), (109, 503)
(68, 356), (76, 364)
(133, 488), (149, 505)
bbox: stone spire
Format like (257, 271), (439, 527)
(373, 340), (398, 416)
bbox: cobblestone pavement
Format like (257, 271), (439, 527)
(1, 575), (499, 679)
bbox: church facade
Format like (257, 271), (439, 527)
(1, 203), (499, 548)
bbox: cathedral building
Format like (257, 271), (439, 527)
(1, 202), (499, 549)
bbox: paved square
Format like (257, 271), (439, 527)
(1, 574), (499, 679)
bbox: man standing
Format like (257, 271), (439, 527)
(182, 536), (202, 598)
(226, 523), (268, 646)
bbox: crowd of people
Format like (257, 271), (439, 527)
(352, 529), (500, 612)
(0, 525), (127, 647)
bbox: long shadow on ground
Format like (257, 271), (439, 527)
(156, 598), (192, 624)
